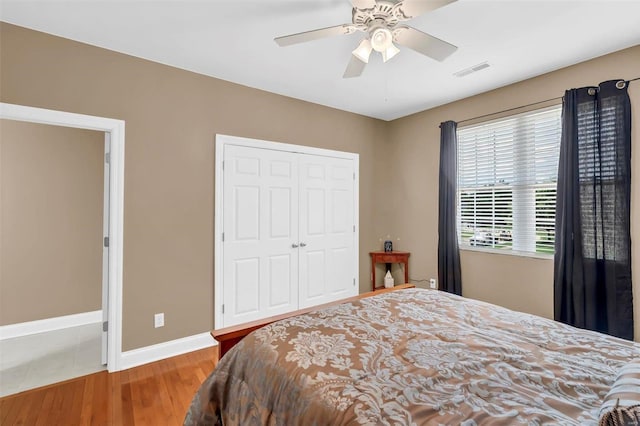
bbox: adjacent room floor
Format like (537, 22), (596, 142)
(0, 322), (105, 397)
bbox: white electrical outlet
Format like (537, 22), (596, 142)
(429, 278), (437, 289)
(154, 313), (164, 328)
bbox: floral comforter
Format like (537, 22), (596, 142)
(185, 288), (639, 425)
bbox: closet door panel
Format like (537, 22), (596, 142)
(233, 257), (261, 315)
(328, 247), (351, 295)
(299, 155), (356, 308)
(267, 254), (293, 308)
(302, 250), (325, 300)
(222, 145), (299, 327)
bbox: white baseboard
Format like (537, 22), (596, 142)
(0, 310), (102, 340)
(119, 332), (217, 371)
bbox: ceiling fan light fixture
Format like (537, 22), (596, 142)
(370, 27), (393, 52)
(352, 38), (373, 63)
(382, 44), (400, 62)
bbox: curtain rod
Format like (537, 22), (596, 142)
(457, 97), (561, 125)
(457, 76), (640, 125)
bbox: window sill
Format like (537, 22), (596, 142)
(460, 245), (554, 260)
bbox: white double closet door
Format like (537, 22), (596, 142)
(221, 144), (357, 328)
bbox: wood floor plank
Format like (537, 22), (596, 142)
(0, 395), (16, 424)
(109, 371), (124, 426)
(151, 362), (181, 424)
(0, 393), (24, 425)
(129, 365), (151, 425)
(11, 389), (41, 425)
(0, 346), (218, 425)
(55, 382), (76, 422)
(119, 381), (135, 426)
(79, 370), (97, 425)
(92, 370), (110, 425)
(34, 385), (57, 425)
(65, 380), (86, 426)
(48, 385), (67, 424)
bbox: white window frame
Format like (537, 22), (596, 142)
(456, 105), (561, 259)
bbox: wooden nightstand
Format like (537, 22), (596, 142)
(369, 251), (410, 291)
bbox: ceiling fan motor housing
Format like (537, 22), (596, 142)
(352, 0), (410, 33)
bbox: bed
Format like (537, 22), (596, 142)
(185, 286), (639, 425)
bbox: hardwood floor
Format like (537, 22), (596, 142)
(0, 346), (217, 425)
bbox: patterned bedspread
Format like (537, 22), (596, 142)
(185, 288), (639, 425)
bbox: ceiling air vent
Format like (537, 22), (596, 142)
(453, 61), (490, 78)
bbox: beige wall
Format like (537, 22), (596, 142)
(0, 23), (388, 350)
(386, 45), (640, 341)
(0, 119), (104, 325)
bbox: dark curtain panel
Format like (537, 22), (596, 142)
(438, 121), (462, 295)
(554, 79), (633, 340)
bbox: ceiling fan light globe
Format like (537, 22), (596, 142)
(352, 38), (373, 63)
(370, 27), (392, 52)
(382, 44), (400, 62)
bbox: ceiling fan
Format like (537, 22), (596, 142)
(274, 0), (458, 78)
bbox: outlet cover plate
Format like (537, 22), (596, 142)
(154, 313), (164, 328)
(429, 279), (437, 289)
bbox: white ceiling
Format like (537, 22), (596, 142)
(2, 0), (640, 120)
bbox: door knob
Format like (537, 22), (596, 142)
(300, 242), (307, 247)
(291, 243), (299, 248)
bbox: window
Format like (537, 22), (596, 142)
(457, 106), (561, 255)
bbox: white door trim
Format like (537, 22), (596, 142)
(214, 134), (359, 331)
(0, 102), (125, 372)
(101, 133), (111, 365)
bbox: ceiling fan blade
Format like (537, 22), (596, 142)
(343, 55), (367, 78)
(351, 0), (377, 9)
(399, 0), (457, 19)
(393, 26), (457, 62)
(275, 24), (356, 47)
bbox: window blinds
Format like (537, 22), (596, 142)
(457, 106), (561, 255)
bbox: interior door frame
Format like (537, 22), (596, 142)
(0, 102), (125, 372)
(214, 134), (360, 330)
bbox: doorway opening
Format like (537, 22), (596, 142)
(0, 103), (125, 381)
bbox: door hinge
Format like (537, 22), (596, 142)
(222, 304), (225, 314)
(353, 172), (355, 180)
(222, 232), (225, 242)
(104, 236), (109, 247)
(105, 152), (110, 164)
(102, 321), (108, 332)
(222, 160), (225, 171)
(353, 278), (356, 287)
(353, 225), (355, 232)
